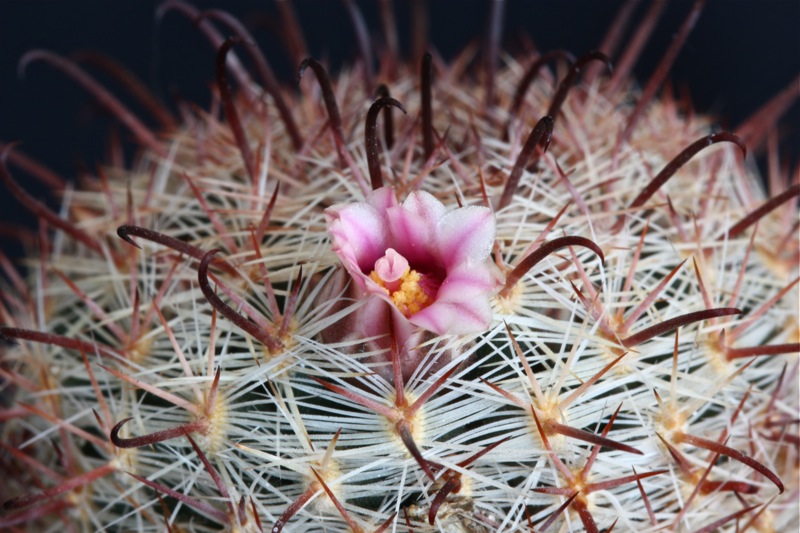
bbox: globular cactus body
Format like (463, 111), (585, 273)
(1, 2), (798, 532)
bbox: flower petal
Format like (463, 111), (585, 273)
(410, 263), (498, 334)
(325, 202), (388, 279)
(385, 205), (439, 266)
(402, 190), (447, 223)
(365, 186), (399, 212)
(382, 190), (449, 265)
(437, 206), (495, 268)
(411, 296), (493, 335)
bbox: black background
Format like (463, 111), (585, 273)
(1, 0), (798, 263)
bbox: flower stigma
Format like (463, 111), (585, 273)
(369, 248), (434, 317)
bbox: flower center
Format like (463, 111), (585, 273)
(369, 248), (434, 317)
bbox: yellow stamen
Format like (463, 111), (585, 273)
(370, 267), (434, 317)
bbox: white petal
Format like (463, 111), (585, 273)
(437, 206), (496, 268)
(325, 202), (388, 274)
(402, 190), (447, 223)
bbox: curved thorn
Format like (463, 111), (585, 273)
(721, 183), (800, 240)
(483, 0), (505, 109)
(272, 487), (315, 533)
(116, 225), (237, 276)
(298, 58), (347, 167)
(396, 421), (435, 481)
(375, 84), (396, 148)
(110, 417), (204, 449)
(184, 430), (229, 501)
(615, 0), (706, 152)
(501, 235), (604, 297)
(546, 50), (611, 121)
(1, 146), (104, 255)
(125, 471), (229, 523)
(0, 142), (63, 189)
(726, 343), (800, 360)
(365, 96), (407, 189)
(498, 115), (554, 210)
(255, 181), (280, 244)
(428, 476), (461, 525)
(200, 8), (303, 150)
(701, 479), (760, 494)
(157, 0), (251, 92)
(421, 52), (434, 159)
(0, 326), (122, 363)
(116, 226), (142, 249)
(216, 37), (257, 183)
(19, 50), (165, 157)
(72, 50), (178, 130)
(342, 0), (375, 93)
(506, 50), (575, 135)
(198, 249), (282, 352)
(679, 433), (784, 493)
(108, 418), (134, 447)
(622, 308), (741, 348)
(627, 132), (746, 214)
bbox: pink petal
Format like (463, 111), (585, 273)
(388, 190), (448, 265)
(402, 190), (447, 223)
(348, 297), (415, 355)
(411, 297), (493, 335)
(385, 205), (440, 266)
(350, 298), (427, 381)
(357, 296), (394, 339)
(325, 202), (388, 276)
(437, 263), (499, 294)
(437, 206), (495, 268)
(365, 186), (399, 212)
(410, 262), (498, 334)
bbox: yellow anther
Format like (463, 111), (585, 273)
(370, 250), (434, 317)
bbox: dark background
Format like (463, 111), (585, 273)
(1, 0), (798, 263)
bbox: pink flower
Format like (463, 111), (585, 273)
(325, 187), (499, 336)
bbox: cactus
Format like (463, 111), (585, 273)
(1, 2), (797, 532)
